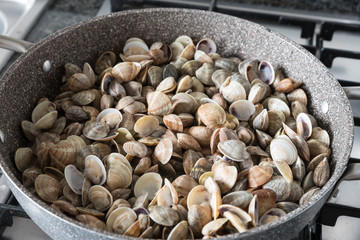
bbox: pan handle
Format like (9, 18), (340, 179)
(0, 35), (34, 53)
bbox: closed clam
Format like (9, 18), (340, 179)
(123, 141), (147, 158)
(248, 165), (273, 188)
(270, 135), (297, 165)
(156, 77), (177, 93)
(35, 174), (62, 203)
(112, 62), (141, 82)
(172, 175), (198, 197)
(263, 176), (291, 201)
(14, 147), (32, 172)
(107, 207), (137, 234)
(213, 162), (238, 194)
(96, 108), (122, 129)
(88, 185), (113, 211)
(194, 50), (214, 64)
(223, 191), (253, 209)
(153, 138), (173, 164)
(188, 204), (212, 237)
(197, 103), (226, 129)
(106, 153), (132, 190)
(163, 114), (183, 132)
(202, 218), (228, 236)
(220, 77), (246, 103)
(229, 100), (255, 121)
(134, 115), (159, 137)
(84, 155), (106, 185)
(212, 69), (232, 88)
(313, 158), (330, 187)
(252, 189), (277, 217)
(149, 205), (179, 227)
(217, 140), (249, 162)
(95, 51), (116, 75)
(188, 126), (213, 147)
(147, 91), (172, 116)
(310, 127), (330, 147)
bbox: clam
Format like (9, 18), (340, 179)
(275, 78), (302, 93)
(65, 63), (81, 78)
(153, 138), (173, 164)
(217, 139), (249, 162)
(112, 62), (141, 82)
(172, 92), (198, 114)
(286, 181), (304, 202)
(149, 205), (179, 227)
(167, 220), (189, 240)
(287, 88), (307, 105)
(252, 109), (269, 131)
(276, 202), (299, 213)
(313, 158), (330, 187)
(96, 108), (122, 129)
(238, 59), (259, 82)
(291, 100), (308, 119)
(134, 173), (163, 200)
(179, 43), (196, 60)
(134, 115), (159, 137)
(76, 214), (106, 230)
(223, 191), (253, 209)
(258, 61), (275, 85)
(252, 189), (277, 217)
(220, 77), (246, 103)
(123, 81), (142, 97)
(172, 175), (199, 197)
(14, 147), (32, 172)
(134, 157), (152, 176)
(177, 133), (202, 152)
(212, 69), (232, 88)
(274, 159), (293, 184)
(292, 156), (306, 182)
(21, 120), (41, 142)
(307, 153), (329, 171)
(94, 51), (116, 75)
(188, 204), (212, 237)
(197, 103), (226, 129)
(262, 176), (291, 201)
(302, 171), (315, 192)
(215, 58), (237, 72)
(147, 91), (172, 116)
(64, 164), (84, 195)
(35, 174), (62, 203)
(201, 218), (228, 236)
(196, 38), (217, 54)
(188, 126), (213, 147)
(106, 153), (132, 190)
(213, 162), (238, 194)
(267, 98), (290, 118)
(229, 100), (255, 121)
(182, 60), (203, 76)
(123, 141), (147, 158)
(84, 155), (106, 185)
(259, 208), (286, 225)
(204, 177), (222, 219)
(170, 42), (184, 61)
(156, 77), (177, 93)
(82, 121), (110, 141)
(68, 73), (93, 92)
(163, 114), (183, 132)
(248, 195), (259, 227)
(194, 50), (214, 64)
(248, 82), (267, 104)
(270, 135), (297, 165)
(88, 185), (113, 211)
(218, 204), (252, 233)
(307, 139), (331, 159)
(310, 127), (330, 147)
(106, 207), (137, 234)
(71, 90), (96, 106)
(175, 35), (193, 47)
(65, 105), (89, 122)
(299, 187), (320, 206)
(248, 165), (273, 188)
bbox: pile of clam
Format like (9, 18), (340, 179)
(15, 35), (331, 239)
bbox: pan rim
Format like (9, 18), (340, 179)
(0, 7), (354, 239)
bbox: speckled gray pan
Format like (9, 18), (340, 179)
(0, 8), (354, 240)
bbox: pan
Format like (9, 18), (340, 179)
(0, 8), (356, 240)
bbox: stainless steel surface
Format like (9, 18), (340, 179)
(343, 87), (360, 100)
(0, 174), (11, 203)
(0, 0), (50, 70)
(0, 8), (353, 240)
(0, 35), (34, 53)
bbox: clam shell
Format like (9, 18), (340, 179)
(112, 62), (141, 82)
(220, 77), (246, 103)
(248, 165), (273, 188)
(299, 187), (320, 205)
(201, 218), (228, 236)
(213, 162), (238, 194)
(267, 98), (290, 118)
(188, 204), (212, 237)
(286, 181), (304, 202)
(84, 155), (106, 185)
(197, 103), (226, 129)
(106, 153), (132, 190)
(310, 127), (330, 147)
(167, 220), (188, 240)
(248, 82), (266, 104)
(259, 208), (286, 225)
(188, 126), (213, 147)
(274, 159), (293, 184)
(147, 91), (172, 116)
(252, 109), (269, 131)
(149, 205), (179, 227)
(106, 207), (137, 234)
(156, 77), (177, 93)
(15, 147), (32, 172)
(172, 175), (199, 197)
(292, 156), (306, 182)
(263, 176), (291, 201)
(194, 50), (214, 64)
(35, 174), (62, 203)
(64, 164), (84, 195)
(270, 135), (298, 165)
(313, 158), (330, 187)
(287, 88), (307, 105)
(229, 100), (255, 121)
(252, 189), (277, 217)
(217, 139), (249, 162)
(134, 172), (163, 200)
(276, 201), (299, 213)
(196, 38), (217, 54)
(177, 133), (202, 152)
(223, 191), (253, 209)
(76, 214), (106, 230)
(258, 61), (275, 85)
(88, 185), (113, 211)
(123, 141), (147, 158)
(204, 177), (222, 219)
(163, 114), (183, 132)
(96, 108), (122, 129)
(153, 138), (173, 164)
(68, 73), (93, 92)
(218, 204), (251, 233)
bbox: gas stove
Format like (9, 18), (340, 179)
(1, 0), (360, 239)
